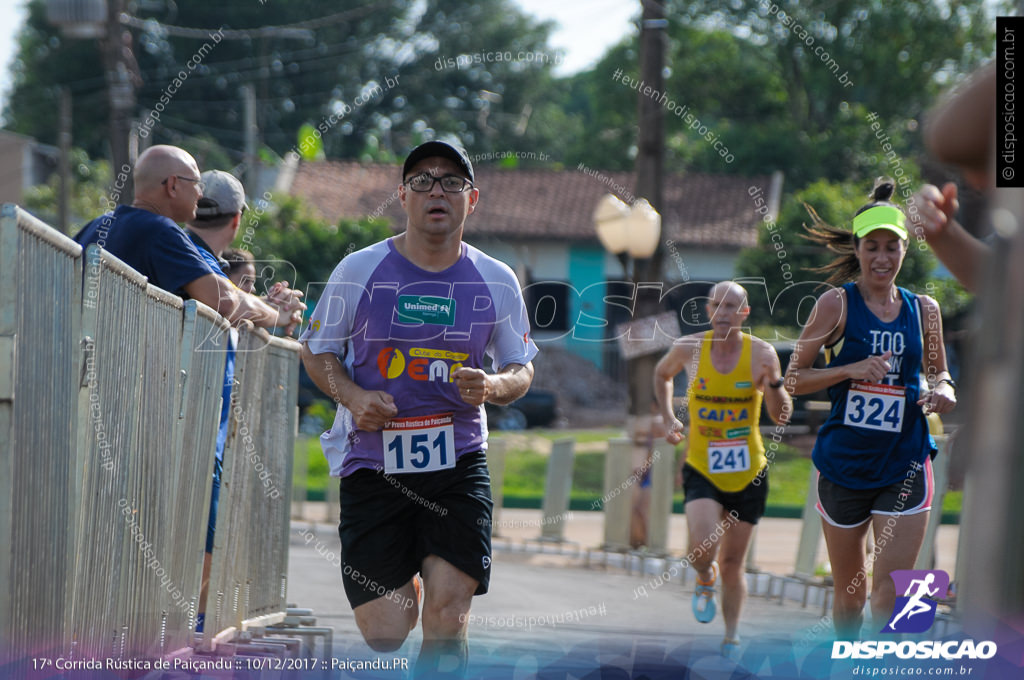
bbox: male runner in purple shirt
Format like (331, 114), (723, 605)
(300, 141), (537, 677)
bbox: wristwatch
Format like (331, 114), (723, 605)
(938, 377), (957, 390)
(768, 378), (784, 389)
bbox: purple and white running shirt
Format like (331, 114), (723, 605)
(300, 237), (538, 477)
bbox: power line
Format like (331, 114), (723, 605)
(118, 1), (392, 40)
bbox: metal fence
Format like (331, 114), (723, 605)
(0, 205), (299, 669)
(201, 328), (300, 649)
(0, 205), (82, 665)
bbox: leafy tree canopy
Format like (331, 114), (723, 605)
(4, 0), (569, 168)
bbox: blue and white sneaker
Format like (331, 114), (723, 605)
(721, 637), (741, 659)
(692, 561), (719, 624)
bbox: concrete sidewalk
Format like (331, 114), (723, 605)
(283, 507), (962, 677)
(290, 503), (961, 576)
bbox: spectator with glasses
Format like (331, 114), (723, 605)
(74, 145), (300, 331)
(301, 140), (537, 677)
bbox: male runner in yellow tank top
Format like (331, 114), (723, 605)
(654, 281), (792, 657)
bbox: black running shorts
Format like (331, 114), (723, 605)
(337, 450), (493, 609)
(816, 457), (933, 528)
(682, 463), (769, 525)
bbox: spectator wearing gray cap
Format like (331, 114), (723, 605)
(187, 170), (305, 334)
(185, 169), (305, 632)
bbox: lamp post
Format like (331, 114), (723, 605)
(594, 193), (667, 549)
(593, 193), (662, 417)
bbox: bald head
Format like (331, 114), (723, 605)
(132, 145), (203, 223)
(134, 145), (199, 192)
(709, 281), (748, 308)
(706, 281), (750, 335)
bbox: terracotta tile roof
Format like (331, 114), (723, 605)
(288, 160), (776, 249)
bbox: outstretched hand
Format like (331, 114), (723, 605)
(264, 280), (306, 335)
(910, 183), (959, 241)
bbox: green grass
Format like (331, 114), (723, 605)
(292, 436), (330, 497)
(293, 433), (963, 521)
(489, 428), (625, 445)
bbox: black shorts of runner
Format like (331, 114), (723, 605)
(815, 457), (933, 528)
(682, 464), (768, 525)
(337, 450), (493, 609)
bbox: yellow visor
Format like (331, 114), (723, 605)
(852, 205), (907, 239)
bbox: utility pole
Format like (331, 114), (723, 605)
(58, 87), (72, 233)
(242, 85), (259, 193)
(629, 0), (668, 418)
(103, 0), (135, 199)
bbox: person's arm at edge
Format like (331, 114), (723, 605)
(911, 183), (989, 293)
(924, 62), (996, 176)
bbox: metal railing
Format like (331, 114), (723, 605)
(201, 328), (300, 650)
(0, 205), (299, 669)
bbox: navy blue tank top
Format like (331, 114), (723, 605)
(811, 283), (936, 489)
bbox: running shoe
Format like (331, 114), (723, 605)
(692, 561), (719, 624)
(408, 574), (423, 632)
(721, 637), (741, 660)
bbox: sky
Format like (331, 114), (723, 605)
(0, 0), (636, 116)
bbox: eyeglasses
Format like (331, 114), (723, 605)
(404, 172), (473, 193)
(163, 175), (206, 191)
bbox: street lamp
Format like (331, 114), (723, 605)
(593, 194), (662, 271)
(593, 193), (667, 550)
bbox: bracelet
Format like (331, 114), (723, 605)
(938, 377), (957, 390)
(768, 378), (784, 389)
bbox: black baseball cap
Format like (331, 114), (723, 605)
(402, 141), (474, 182)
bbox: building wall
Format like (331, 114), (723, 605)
(565, 245), (607, 369)
(463, 237), (744, 370)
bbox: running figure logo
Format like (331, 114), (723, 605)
(882, 569), (949, 634)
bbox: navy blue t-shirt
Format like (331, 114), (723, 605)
(73, 205), (214, 296)
(187, 230), (235, 464)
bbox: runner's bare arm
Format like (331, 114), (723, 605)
(654, 336), (699, 444)
(452, 362), (534, 407)
(788, 290), (896, 393)
(300, 343), (397, 430)
(753, 339), (792, 425)
(916, 294), (956, 415)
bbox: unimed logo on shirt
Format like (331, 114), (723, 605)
(398, 295), (456, 326)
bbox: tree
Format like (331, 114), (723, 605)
(23, 150), (114, 233)
(241, 194), (392, 303)
(3, 0), (570, 168)
(559, 1), (991, 183)
(665, 0), (992, 184)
